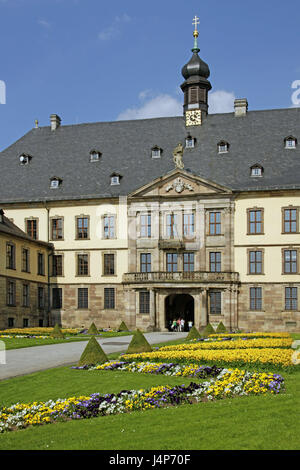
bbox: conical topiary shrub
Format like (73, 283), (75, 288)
(50, 323), (65, 339)
(77, 336), (108, 366)
(201, 323), (215, 338)
(87, 322), (98, 335)
(186, 325), (202, 341)
(118, 321), (129, 332)
(216, 321), (227, 334)
(126, 329), (152, 354)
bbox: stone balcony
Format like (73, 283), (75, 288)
(123, 271), (240, 284)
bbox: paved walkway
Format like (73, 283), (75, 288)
(0, 332), (187, 381)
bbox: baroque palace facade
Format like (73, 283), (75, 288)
(0, 24), (300, 332)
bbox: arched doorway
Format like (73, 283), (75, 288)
(165, 294), (194, 331)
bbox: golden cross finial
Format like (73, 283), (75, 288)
(192, 15), (200, 33)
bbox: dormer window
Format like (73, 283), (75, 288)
(19, 154), (32, 165)
(151, 146), (162, 159)
(284, 136), (297, 149)
(110, 173), (121, 185)
(90, 150), (101, 161)
(185, 136), (195, 148)
(250, 165), (263, 177)
(217, 141), (229, 153)
(50, 177), (62, 188)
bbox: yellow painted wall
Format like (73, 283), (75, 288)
(4, 201), (128, 284)
(0, 233), (50, 282)
(235, 194), (300, 283)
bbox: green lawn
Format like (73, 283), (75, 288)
(0, 331), (132, 350)
(0, 333), (299, 450)
(0, 362), (299, 449)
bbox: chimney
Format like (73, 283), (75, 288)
(234, 98), (248, 117)
(50, 114), (61, 131)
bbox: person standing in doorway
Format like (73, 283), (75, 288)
(180, 318), (185, 332)
(188, 320), (193, 331)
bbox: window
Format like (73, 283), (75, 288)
(38, 287), (44, 309)
(90, 150), (101, 161)
(183, 213), (194, 238)
(22, 284), (29, 307)
(110, 174), (120, 185)
(52, 255), (63, 276)
(166, 253), (178, 272)
(104, 288), (115, 309)
(250, 287), (262, 310)
(139, 291), (150, 314)
(250, 165), (263, 177)
(209, 291), (221, 315)
(140, 214), (151, 238)
(185, 136), (195, 148)
(39, 319), (44, 327)
(248, 209), (263, 234)
(8, 318), (14, 328)
(141, 253), (151, 273)
(217, 141), (229, 153)
(209, 252), (221, 273)
(285, 287), (298, 310)
(52, 288), (62, 309)
(166, 214), (178, 238)
(50, 178), (62, 188)
(283, 208), (298, 233)
(78, 288), (88, 309)
(103, 253), (115, 275)
(151, 147), (161, 158)
(249, 250), (263, 274)
(76, 216), (89, 239)
(22, 248), (30, 272)
(19, 154), (32, 165)
(38, 253), (45, 275)
(285, 136), (297, 149)
(209, 212), (221, 235)
(51, 218), (63, 240)
(189, 86), (199, 104)
(23, 318), (29, 328)
(26, 219), (38, 239)
(183, 252), (194, 272)
(103, 215), (115, 239)
(283, 250), (297, 274)
(6, 243), (15, 269)
(77, 254), (89, 276)
(7, 280), (16, 306)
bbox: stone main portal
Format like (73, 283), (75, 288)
(165, 293), (194, 331)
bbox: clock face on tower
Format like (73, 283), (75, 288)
(185, 109), (202, 126)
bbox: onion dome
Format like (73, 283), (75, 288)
(181, 53), (210, 80)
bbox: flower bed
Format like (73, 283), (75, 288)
(0, 367), (284, 433)
(0, 328), (79, 337)
(72, 361), (223, 379)
(160, 338), (293, 351)
(122, 348), (295, 368)
(208, 332), (291, 339)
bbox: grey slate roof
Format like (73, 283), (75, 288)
(0, 107), (300, 203)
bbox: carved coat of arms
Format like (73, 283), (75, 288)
(165, 177), (194, 193)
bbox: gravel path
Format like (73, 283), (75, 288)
(0, 332), (187, 381)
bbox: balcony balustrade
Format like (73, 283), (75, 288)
(123, 271), (239, 284)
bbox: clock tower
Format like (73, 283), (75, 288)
(181, 16), (212, 126)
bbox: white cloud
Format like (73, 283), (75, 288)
(117, 93), (182, 120)
(98, 14), (131, 41)
(38, 19), (51, 29)
(208, 90), (236, 114)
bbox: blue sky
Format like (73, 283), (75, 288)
(0, 0), (300, 151)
